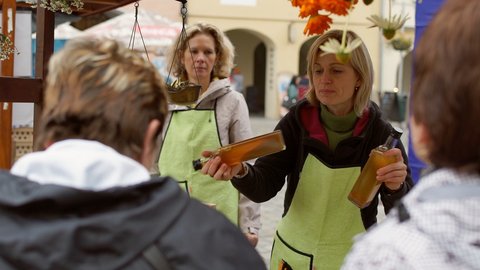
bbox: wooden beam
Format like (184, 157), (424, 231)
(0, 0), (16, 169)
(0, 77), (43, 102)
(32, 6), (54, 146)
(82, 0), (119, 6)
(79, 0), (138, 16)
(35, 6), (54, 80)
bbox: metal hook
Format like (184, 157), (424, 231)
(128, 1), (149, 61)
(167, 0), (197, 85)
(134, 1), (139, 17)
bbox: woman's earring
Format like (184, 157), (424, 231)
(355, 86), (360, 91)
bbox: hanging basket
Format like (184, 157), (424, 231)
(167, 82), (201, 106)
(165, 0), (202, 106)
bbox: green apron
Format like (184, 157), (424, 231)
(158, 109), (239, 224)
(270, 154), (365, 270)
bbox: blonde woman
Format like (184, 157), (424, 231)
(156, 23), (261, 246)
(201, 30), (413, 269)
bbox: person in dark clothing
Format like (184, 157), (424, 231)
(2, 39), (266, 270)
(200, 29), (413, 270)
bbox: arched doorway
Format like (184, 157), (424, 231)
(226, 29), (271, 117)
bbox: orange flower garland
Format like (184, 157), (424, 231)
(291, 0), (360, 36)
(304, 15), (332, 35)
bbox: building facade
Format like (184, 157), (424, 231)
(129, 0), (415, 120)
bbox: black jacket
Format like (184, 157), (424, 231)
(233, 100), (413, 229)
(0, 171), (266, 270)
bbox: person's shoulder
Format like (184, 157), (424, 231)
(0, 169), (53, 193)
(215, 87), (248, 113)
(364, 101), (394, 133)
(285, 99), (315, 126)
(342, 217), (417, 270)
(0, 170), (39, 195)
(0, 169), (24, 180)
(164, 198), (267, 269)
(179, 198), (244, 235)
(221, 86), (246, 103)
(367, 101), (389, 125)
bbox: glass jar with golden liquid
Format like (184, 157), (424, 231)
(348, 126), (403, 208)
(192, 130), (286, 170)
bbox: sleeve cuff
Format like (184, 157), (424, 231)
(235, 162), (249, 178)
(383, 182), (405, 195)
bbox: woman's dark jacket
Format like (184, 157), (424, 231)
(232, 100), (413, 229)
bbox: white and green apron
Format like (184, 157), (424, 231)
(270, 154), (365, 270)
(158, 108), (239, 224)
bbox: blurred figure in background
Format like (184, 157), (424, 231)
(297, 73), (309, 100)
(342, 0), (480, 269)
(280, 75), (300, 116)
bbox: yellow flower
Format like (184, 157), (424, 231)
(319, 37), (362, 64)
(367, 14), (409, 40)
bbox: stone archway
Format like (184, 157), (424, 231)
(225, 29), (274, 117)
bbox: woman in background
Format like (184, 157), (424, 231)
(155, 22), (261, 246)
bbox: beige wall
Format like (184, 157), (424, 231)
(133, 0), (383, 119)
(120, 0), (182, 21)
(187, 0), (382, 118)
(226, 30), (262, 91)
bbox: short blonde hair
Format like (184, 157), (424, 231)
(305, 29), (374, 116)
(37, 39), (169, 161)
(167, 22), (235, 80)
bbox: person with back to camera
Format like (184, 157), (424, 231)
(154, 22), (261, 246)
(200, 29), (414, 270)
(342, 0), (480, 269)
(0, 38), (266, 270)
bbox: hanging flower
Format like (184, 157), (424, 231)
(322, 0), (355, 16)
(290, 0), (359, 36)
(303, 14), (332, 36)
(367, 14), (409, 40)
(27, 0), (84, 14)
(298, 2), (322, 18)
(0, 33), (16, 61)
(320, 37), (362, 64)
(391, 33), (412, 51)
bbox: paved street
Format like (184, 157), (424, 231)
(249, 116), (284, 266)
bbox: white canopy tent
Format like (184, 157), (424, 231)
(79, 9), (181, 52)
(32, 22), (83, 40)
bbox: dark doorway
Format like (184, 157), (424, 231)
(246, 42), (266, 115)
(298, 37), (316, 76)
